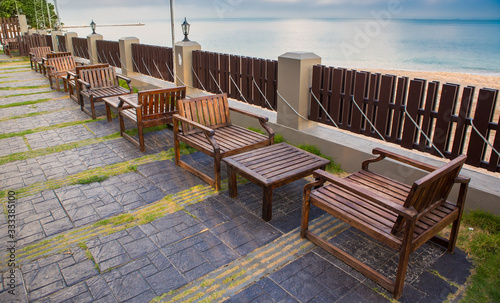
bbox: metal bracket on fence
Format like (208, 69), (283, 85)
(208, 70), (225, 95)
(310, 89), (338, 128)
(402, 106), (445, 158)
(276, 90), (308, 121)
(470, 120), (500, 158)
(351, 96), (386, 141)
(228, 74), (248, 103)
(252, 79), (275, 111)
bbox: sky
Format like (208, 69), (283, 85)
(55, 0), (500, 26)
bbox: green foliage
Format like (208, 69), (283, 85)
(462, 210), (500, 234)
(459, 211), (500, 303)
(0, 0), (59, 29)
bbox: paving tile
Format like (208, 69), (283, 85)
(60, 260), (99, 287)
(279, 271), (325, 302)
(146, 266), (187, 296)
(411, 271), (458, 301)
(86, 275), (113, 300)
(429, 249), (472, 285)
(23, 263), (62, 292)
(47, 282), (89, 303)
(107, 271), (151, 302)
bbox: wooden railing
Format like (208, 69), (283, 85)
(72, 37), (89, 59)
(17, 34), (48, 56)
(96, 40), (120, 67)
(192, 50), (278, 111)
(310, 65), (500, 172)
(57, 35), (66, 52)
(131, 43), (174, 82)
(0, 17), (20, 44)
(45, 35), (53, 50)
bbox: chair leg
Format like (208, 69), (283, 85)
(138, 123), (145, 152)
(393, 221), (415, 299)
(301, 187), (312, 238)
(214, 154), (221, 191)
(90, 97), (96, 120)
(119, 112), (125, 137)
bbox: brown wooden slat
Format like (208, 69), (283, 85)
(419, 81), (439, 150)
(401, 80), (425, 149)
(467, 88), (497, 166)
(434, 83), (459, 156)
(391, 77), (408, 143)
(375, 74), (396, 138)
(451, 86), (474, 158)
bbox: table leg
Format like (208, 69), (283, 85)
(262, 186), (273, 221)
(228, 165), (238, 198)
(105, 103), (113, 122)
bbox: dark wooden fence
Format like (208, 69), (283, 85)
(45, 35), (53, 50)
(57, 35), (67, 52)
(131, 43), (174, 82)
(72, 37), (89, 59)
(310, 65), (500, 172)
(96, 40), (120, 67)
(192, 50), (278, 111)
(17, 34), (49, 56)
(0, 17), (20, 44)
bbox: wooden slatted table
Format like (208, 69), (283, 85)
(223, 143), (330, 221)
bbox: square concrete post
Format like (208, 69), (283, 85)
(18, 15), (28, 34)
(87, 33), (103, 64)
(277, 52), (321, 130)
(65, 32), (78, 55)
(119, 37), (140, 76)
(175, 41), (201, 87)
(51, 31), (63, 52)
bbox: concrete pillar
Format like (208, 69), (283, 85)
(276, 52), (321, 130)
(65, 32), (78, 55)
(119, 37), (140, 76)
(51, 31), (63, 52)
(87, 33), (103, 64)
(18, 15), (28, 34)
(175, 41), (201, 87)
(28, 29), (37, 35)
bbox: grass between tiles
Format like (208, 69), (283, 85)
(0, 97), (52, 109)
(451, 210), (500, 303)
(0, 84), (50, 90)
(0, 90), (53, 98)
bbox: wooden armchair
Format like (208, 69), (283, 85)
(29, 47), (52, 72)
(46, 55), (76, 91)
(4, 39), (19, 58)
(77, 66), (133, 119)
(41, 52), (72, 77)
(301, 148), (469, 299)
(118, 86), (186, 152)
(173, 93), (274, 190)
(66, 64), (109, 103)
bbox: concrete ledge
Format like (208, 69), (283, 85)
(228, 98), (500, 215)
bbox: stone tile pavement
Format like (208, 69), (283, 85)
(0, 55), (473, 302)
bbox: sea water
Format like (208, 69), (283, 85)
(70, 18), (500, 75)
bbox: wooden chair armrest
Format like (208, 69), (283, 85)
(455, 175), (470, 184)
(77, 79), (91, 89)
(362, 148), (438, 172)
(119, 96), (141, 108)
(116, 74), (133, 92)
(173, 114), (215, 136)
(67, 71), (77, 79)
(230, 107), (275, 139)
(312, 169), (418, 219)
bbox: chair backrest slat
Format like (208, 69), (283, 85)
(138, 87), (186, 120)
(79, 66), (117, 89)
(48, 56), (76, 73)
(46, 52), (71, 60)
(178, 93), (231, 135)
(391, 155), (467, 234)
(30, 46), (51, 59)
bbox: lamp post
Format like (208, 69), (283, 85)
(90, 20), (96, 34)
(181, 18), (190, 42)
